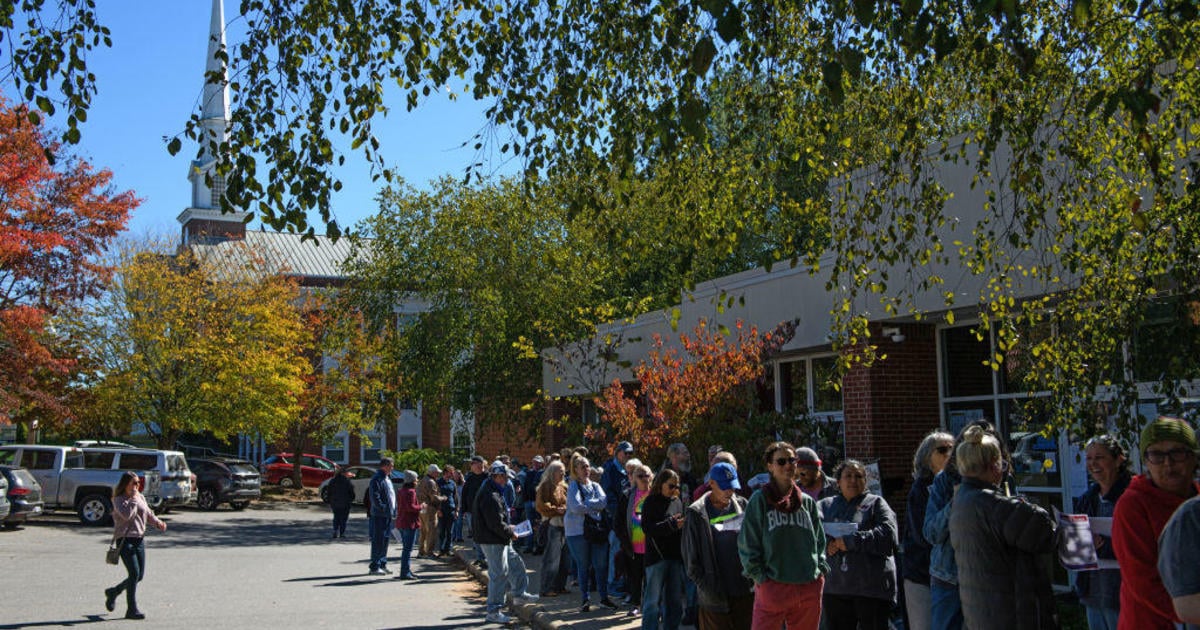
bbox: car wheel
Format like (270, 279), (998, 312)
(2, 521), (18, 530)
(197, 488), (219, 511)
(230, 501), (250, 511)
(320, 485), (330, 503)
(279, 477), (295, 489)
(77, 494), (113, 526)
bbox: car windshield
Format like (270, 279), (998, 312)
(167, 455), (189, 472)
(230, 463), (258, 474)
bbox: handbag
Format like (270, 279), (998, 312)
(106, 535), (122, 565)
(583, 512), (611, 543)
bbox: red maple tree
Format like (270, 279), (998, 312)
(592, 318), (796, 457)
(0, 98), (137, 425)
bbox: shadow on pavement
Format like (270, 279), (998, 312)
(0, 615), (107, 629)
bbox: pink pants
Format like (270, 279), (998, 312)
(751, 575), (824, 630)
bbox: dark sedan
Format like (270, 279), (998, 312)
(187, 457), (262, 511)
(0, 466), (44, 528)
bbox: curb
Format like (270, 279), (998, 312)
(457, 548), (571, 630)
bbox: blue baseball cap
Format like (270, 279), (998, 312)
(709, 462), (740, 491)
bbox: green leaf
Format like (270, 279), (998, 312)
(691, 36), (717, 76)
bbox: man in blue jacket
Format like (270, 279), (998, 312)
(601, 441), (634, 598)
(367, 458), (397, 575)
(474, 461), (539, 623)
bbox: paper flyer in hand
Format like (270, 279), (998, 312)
(822, 522), (858, 538)
(512, 520), (533, 538)
(1054, 507), (1101, 571)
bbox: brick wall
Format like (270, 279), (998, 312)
(842, 322), (942, 523)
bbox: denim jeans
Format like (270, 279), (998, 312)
(452, 511), (464, 541)
(480, 543), (530, 613)
(566, 534), (609, 604)
(930, 580), (963, 630)
(398, 527), (417, 575)
(462, 513), (484, 561)
(641, 558), (685, 630)
(109, 537), (146, 614)
(608, 529), (626, 595)
(369, 514), (392, 571)
(1084, 606), (1119, 630)
(438, 512), (455, 552)
(539, 525), (569, 595)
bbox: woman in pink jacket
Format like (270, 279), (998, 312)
(104, 471), (167, 620)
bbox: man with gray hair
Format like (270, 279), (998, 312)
(417, 463), (445, 557)
(367, 457), (397, 575)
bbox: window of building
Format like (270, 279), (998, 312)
(323, 433), (348, 464)
(398, 435), (420, 451)
(942, 325), (993, 398)
(361, 429), (385, 463)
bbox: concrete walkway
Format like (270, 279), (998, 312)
(453, 543), (696, 630)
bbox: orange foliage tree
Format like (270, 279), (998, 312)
(592, 318), (795, 460)
(0, 99), (137, 424)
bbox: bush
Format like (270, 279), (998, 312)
(382, 448), (456, 475)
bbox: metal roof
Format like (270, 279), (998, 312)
(189, 230), (368, 283)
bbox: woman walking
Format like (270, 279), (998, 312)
(566, 454), (616, 612)
(738, 441), (828, 630)
(1073, 435), (1131, 630)
(642, 469), (686, 630)
(903, 431), (954, 630)
(104, 471), (167, 620)
(536, 460), (570, 597)
(818, 459), (899, 630)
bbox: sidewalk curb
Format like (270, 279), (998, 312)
(457, 548), (571, 630)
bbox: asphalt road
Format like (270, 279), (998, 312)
(0, 501), (517, 629)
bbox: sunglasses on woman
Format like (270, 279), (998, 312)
(773, 456), (796, 466)
(666, 483), (679, 489)
(935, 445), (953, 455)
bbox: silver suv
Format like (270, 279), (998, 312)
(80, 447), (196, 511)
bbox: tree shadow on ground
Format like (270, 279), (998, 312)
(0, 614), (106, 629)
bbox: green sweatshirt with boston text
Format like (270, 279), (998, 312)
(737, 488), (829, 585)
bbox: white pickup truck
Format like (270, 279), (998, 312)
(0, 445), (162, 526)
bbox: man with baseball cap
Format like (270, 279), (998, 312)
(461, 456), (488, 568)
(795, 446), (838, 501)
(417, 464), (445, 557)
(520, 455), (546, 554)
(602, 440), (635, 599)
(474, 461), (539, 623)
(682, 460), (753, 629)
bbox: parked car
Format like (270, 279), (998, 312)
(0, 465), (44, 528)
(79, 447), (197, 512)
(73, 440), (135, 448)
(0, 445), (161, 525)
(188, 457), (261, 510)
(260, 453), (338, 488)
(317, 465), (403, 505)
(0, 474), (9, 523)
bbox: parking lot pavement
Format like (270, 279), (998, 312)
(0, 502), (525, 629)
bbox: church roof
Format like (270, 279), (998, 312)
(189, 230), (368, 285)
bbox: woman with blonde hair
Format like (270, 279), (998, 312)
(948, 426), (1057, 630)
(566, 453), (616, 612)
(536, 460), (570, 596)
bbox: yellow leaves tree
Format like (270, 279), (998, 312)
(71, 241), (308, 448)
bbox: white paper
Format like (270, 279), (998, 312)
(822, 522), (858, 538)
(713, 514), (743, 533)
(1054, 507), (1100, 571)
(391, 527), (403, 542)
(512, 520), (533, 538)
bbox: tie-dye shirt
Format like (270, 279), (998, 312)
(630, 489), (649, 555)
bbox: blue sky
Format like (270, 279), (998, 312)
(11, 1), (513, 237)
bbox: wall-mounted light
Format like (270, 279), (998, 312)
(881, 326), (906, 343)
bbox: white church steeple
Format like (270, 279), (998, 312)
(179, 0), (249, 245)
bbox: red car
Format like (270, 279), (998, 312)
(259, 453), (339, 488)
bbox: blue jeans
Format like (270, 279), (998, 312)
(399, 527), (417, 575)
(642, 558), (685, 630)
(1085, 606), (1119, 630)
(566, 534), (609, 604)
(608, 529), (626, 595)
(369, 515), (392, 571)
(462, 513), (484, 562)
(480, 543), (530, 613)
(109, 537), (146, 613)
(930, 580), (963, 630)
